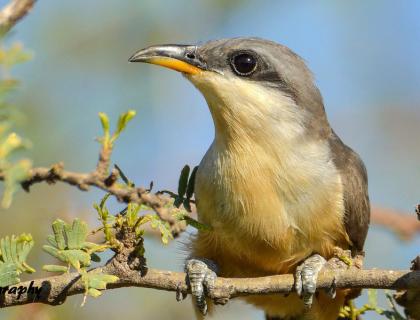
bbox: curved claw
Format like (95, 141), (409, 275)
(176, 282), (187, 302)
(295, 254), (327, 309)
(185, 258), (219, 315)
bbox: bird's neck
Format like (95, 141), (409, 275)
(194, 75), (308, 149)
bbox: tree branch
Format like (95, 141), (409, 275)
(371, 206), (420, 240)
(0, 0), (36, 32)
(0, 158), (187, 236)
(1, 257), (419, 308)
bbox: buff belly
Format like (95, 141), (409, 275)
(190, 137), (350, 319)
(191, 226), (348, 319)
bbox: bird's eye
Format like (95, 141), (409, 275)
(230, 53), (257, 76)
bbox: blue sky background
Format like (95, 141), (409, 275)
(0, 1), (419, 319)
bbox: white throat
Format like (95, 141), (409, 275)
(187, 72), (307, 149)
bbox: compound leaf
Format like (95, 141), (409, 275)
(0, 262), (19, 287)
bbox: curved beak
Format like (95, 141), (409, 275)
(129, 44), (206, 75)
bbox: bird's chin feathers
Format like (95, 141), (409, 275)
(186, 71), (307, 143)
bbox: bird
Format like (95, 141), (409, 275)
(129, 37), (370, 320)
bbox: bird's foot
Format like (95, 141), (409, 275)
(185, 258), (219, 315)
(295, 254), (327, 309)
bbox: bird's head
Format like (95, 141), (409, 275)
(129, 38), (330, 143)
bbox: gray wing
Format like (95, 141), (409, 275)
(329, 131), (370, 254)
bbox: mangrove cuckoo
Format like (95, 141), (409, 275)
(129, 37), (370, 320)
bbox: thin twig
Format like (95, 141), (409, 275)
(0, 162), (182, 231)
(371, 206), (420, 240)
(0, 0), (36, 32)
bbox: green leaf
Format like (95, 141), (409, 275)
(183, 198), (191, 212)
(114, 110), (136, 137)
(0, 233), (35, 273)
(15, 234), (35, 273)
(64, 221), (76, 249)
(45, 219), (93, 269)
(186, 166), (198, 200)
(172, 210), (211, 231)
(147, 214), (173, 244)
(127, 203), (140, 227)
(99, 193), (111, 211)
(0, 262), (19, 286)
(83, 242), (109, 254)
(51, 218), (89, 252)
(0, 236), (11, 261)
(42, 245), (64, 260)
(86, 273), (118, 290)
(1, 158), (32, 208)
(184, 216), (211, 231)
(46, 234), (57, 247)
(0, 132), (25, 158)
(82, 242), (102, 250)
(0, 233), (34, 285)
(87, 288), (102, 298)
(177, 165), (190, 198)
(60, 249), (91, 269)
(98, 112), (111, 150)
(70, 219), (88, 249)
(82, 272), (119, 301)
(114, 164), (134, 187)
(88, 278), (107, 290)
(98, 110), (137, 150)
(0, 41), (33, 208)
(94, 195), (115, 243)
(52, 219), (66, 250)
(42, 265), (68, 273)
(98, 112), (110, 136)
(0, 43), (32, 68)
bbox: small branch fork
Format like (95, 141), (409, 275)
(0, 160), (186, 236)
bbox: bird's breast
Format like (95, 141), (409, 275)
(193, 138), (349, 274)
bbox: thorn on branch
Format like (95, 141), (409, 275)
(146, 181), (153, 192)
(114, 164), (134, 187)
